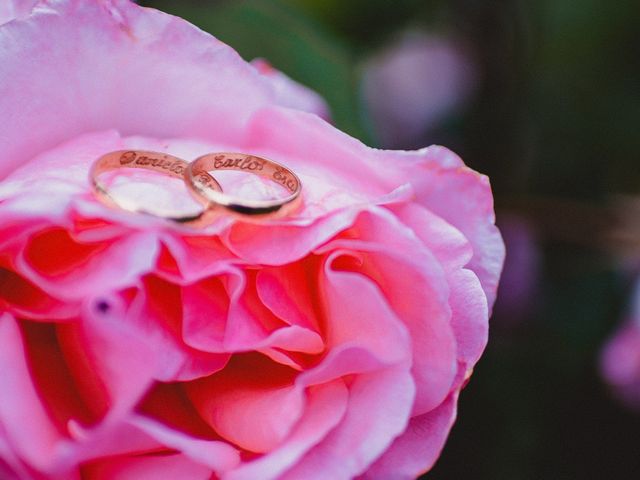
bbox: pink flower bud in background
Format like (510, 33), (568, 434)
(493, 215), (541, 322)
(600, 282), (640, 410)
(361, 30), (477, 149)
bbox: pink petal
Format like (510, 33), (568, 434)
(396, 145), (505, 309)
(186, 354), (303, 454)
(225, 380), (348, 480)
(448, 268), (489, 371)
(300, 248), (412, 381)
(282, 367), (415, 479)
(391, 203), (489, 370)
(0, 266), (78, 320)
(242, 107), (399, 197)
(133, 275), (230, 381)
(0, 423), (34, 480)
(156, 233), (238, 284)
(239, 106), (503, 307)
(129, 414), (240, 473)
(223, 207), (362, 265)
(0, 0), (36, 26)
(19, 322), (102, 434)
(81, 453), (212, 480)
(57, 296), (158, 421)
(57, 421), (161, 473)
(0, 313), (62, 471)
(251, 58), (331, 120)
(0, 0), (274, 178)
(181, 276), (232, 352)
(17, 228), (161, 301)
(361, 392), (458, 479)
(315, 208), (457, 414)
(256, 263), (320, 331)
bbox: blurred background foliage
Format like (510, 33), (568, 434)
(143, 1), (640, 478)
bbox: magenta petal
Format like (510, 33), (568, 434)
(17, 229), (161, 301)
(67, 298), (158, 417)
(128, 415), (239, 473)
(0, 313), (62, 471)
(82, 453), (212, 480)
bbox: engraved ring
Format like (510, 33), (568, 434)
(90, 150), (222, 223)
(185, 152), (302, 217)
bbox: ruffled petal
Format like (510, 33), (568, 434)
(390, 202), (489, 371)
(282, 367), (415, 479)
(394, 145), (505, 309)
(315, 208), (457, 414)
(0, 314), (62, 471)
(225, 380), (348, 480)
(186, 354), (303, 454)
(361, 393), (458, 479)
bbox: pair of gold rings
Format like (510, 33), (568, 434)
(89, 150), (302, 225)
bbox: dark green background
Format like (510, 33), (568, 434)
(143, 1), (640, 478)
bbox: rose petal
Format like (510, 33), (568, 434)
(0, 0), (275, 178)
(186, 354), (303, 454)
(0, 266), (78, 320)
(129, 414), (240, 473)
(18, 228), (161, 301)
(225, 380), (348, 480)
(295, 245), (413, 385)
(282, 366), (415, 479)
(361, 392), (458, 479)
(316, 208), (457, 414)
(390, 202), (490, 371)
(134, 275), (231, 381)
(0, 423), (34, 480)
(81, 453), (212, 480)
(0, 0), (36, 26)
(251, 58), (331, 120)
(256, 263), (320, 331)
(239, 106), (503, 306)
(395, 145), (505, 309)
(0, 313), (62, 471)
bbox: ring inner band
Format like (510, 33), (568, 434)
(186, 153), (302, 217)
(90, 150), (222, 223)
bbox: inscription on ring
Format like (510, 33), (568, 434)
(119, 151), (185, 175)
(213, 154), (265, 171)
(273, 166), (297, 193)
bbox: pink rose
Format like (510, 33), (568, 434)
(0, 1), (504, 479)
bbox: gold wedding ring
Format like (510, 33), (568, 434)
(184, 152), (302, 218)
(90, 150), (302, 224)
(89, 150), (221, 223)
